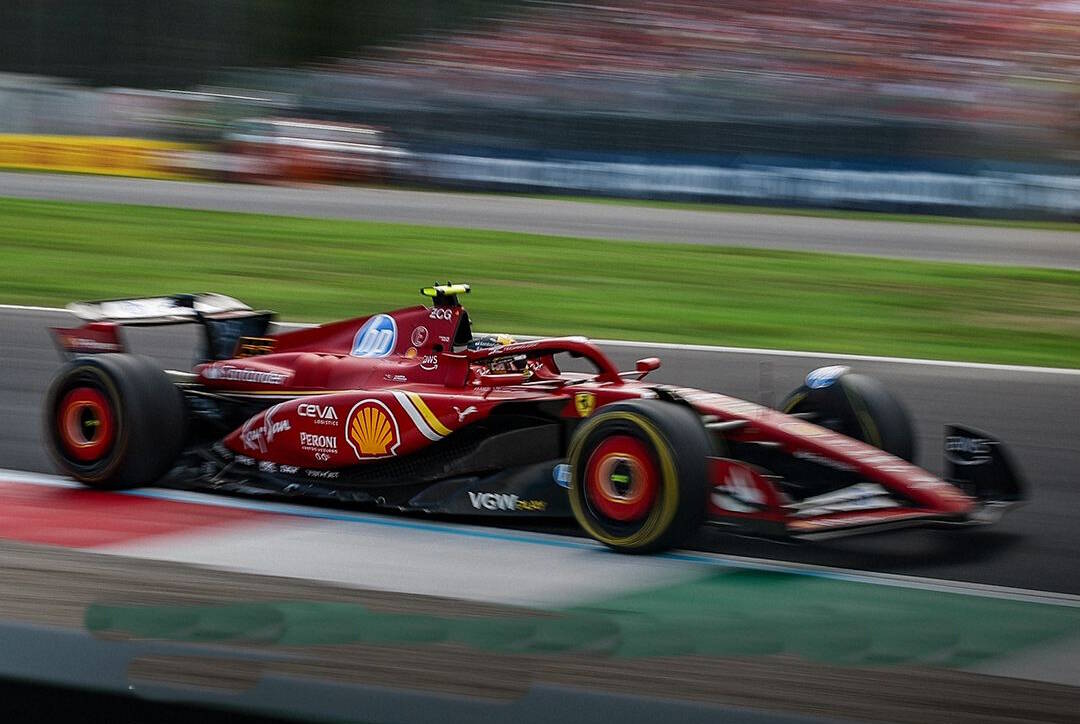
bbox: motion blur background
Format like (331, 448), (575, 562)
(1, 0), (1078, 216)
(1, 5), (1080, 724)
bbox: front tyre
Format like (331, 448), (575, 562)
(45, 354), (185, 489)
(567, 400), (710, 554)
(781, 367), (916, 462)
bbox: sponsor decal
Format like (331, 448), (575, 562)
(792, 450), (857, 473)
(711, 467), (767, 513)
(488, 340), (536, 355)
(406, 347), (418, 358)
(663, 387), (768, 418)
(553, 463), (572, 489)
(420, 354), (439, 371)
(258, 461), (277, 474)
(240, 404), (291, 454)
(280, 465), (300, 474)
(299, 432), (339, 461)
(350, 314), (397, 358)
(453, 405), (478, 422)
(429, 307), (453, 321)
(60, 337), (123, 353)
(345, 399), (400, 459)
(235, 454), (256, 466)
(383, 374), (408, 383)
(304, 469), (340, 480)
(468, 492), (548, 512)
(574, 392), (596, 418)
(204, 364), (287, 385)
(298, 403), (339, 425)
(945, 435), (994, 466)
(411, 326), (429, 347)
(805, 365), (850, 390)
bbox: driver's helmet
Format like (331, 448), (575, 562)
(466, 333), (523, 373)
(466, 333), (516, 352)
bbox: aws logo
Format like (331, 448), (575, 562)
(345, 399), (400, 459)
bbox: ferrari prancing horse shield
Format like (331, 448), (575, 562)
(574, 392), (596, 418)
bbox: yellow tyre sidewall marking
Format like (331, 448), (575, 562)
(568, 411), (680, 549)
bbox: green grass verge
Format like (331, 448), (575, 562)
(1, 197), (1078, 368)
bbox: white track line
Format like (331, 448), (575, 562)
(4, 302), (1078, 376)
(4, 467), (1078, 607)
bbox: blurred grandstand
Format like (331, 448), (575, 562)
(1, 0), (1077, 213)
(287, 0), (1080, 160)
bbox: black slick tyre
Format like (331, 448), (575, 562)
(567, 399), (709, 554)
(782, 371), (916, 462)
(45, 353), (185, 489)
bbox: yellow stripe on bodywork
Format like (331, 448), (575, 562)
(405, 392), (452, 437)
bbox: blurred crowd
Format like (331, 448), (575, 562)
(325, 0), (1079, 135)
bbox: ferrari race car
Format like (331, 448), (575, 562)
(45, 285), (1025, 553)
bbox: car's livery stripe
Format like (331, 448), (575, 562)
(405, 392), (452, 437)
(390, 390), (443, 442)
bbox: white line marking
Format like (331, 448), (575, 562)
(3, 303), (1078, 375)
(0, 303), (74, 313)
(3, 467), (1078, 607)
(588, 338), (1080, 375)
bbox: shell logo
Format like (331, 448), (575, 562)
(345, 399), (400, 459)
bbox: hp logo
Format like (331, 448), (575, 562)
(351, 314), (398, 358)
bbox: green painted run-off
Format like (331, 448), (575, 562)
(85, 569), (1080, 669)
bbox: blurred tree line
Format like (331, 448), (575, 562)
(0, 0), (513, 87)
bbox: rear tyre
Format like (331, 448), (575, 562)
(45, 354), (185, 489)
(781, 368), (916, 462)
(567, 400), (709, 554)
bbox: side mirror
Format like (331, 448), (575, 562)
(635, 357), (661, 378)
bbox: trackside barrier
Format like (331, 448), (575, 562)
(0, 135), (200, 180)
(418, 154), (1080, 216)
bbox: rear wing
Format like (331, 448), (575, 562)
(51, 293), (276, 363)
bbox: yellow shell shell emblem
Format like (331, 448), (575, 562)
(346, 400), (400, 458)
(574, 392), (596, 418)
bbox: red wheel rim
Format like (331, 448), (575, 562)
(583, 435), (659, 522)
(57, 387), (115, 462)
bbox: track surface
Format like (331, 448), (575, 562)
(2, 171), (1079, 268)
(4, 306), (1078, 594)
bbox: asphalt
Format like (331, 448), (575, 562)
(1, 171), (1079, 268)
(4, 306), (1079, 594)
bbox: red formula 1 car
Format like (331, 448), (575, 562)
(45, 285), (1025, 552)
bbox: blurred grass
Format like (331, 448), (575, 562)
(1, 197), (1078, 368)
